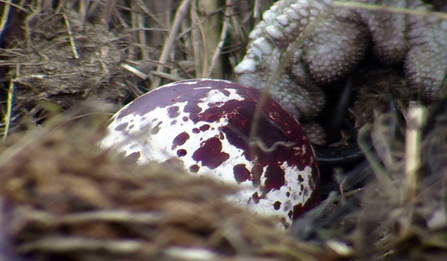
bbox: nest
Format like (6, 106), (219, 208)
(0, 105), (346, 261)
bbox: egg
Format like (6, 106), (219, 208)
(101, 79), (320, 228)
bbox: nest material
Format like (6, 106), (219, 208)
(349, 100), (447, 260)
(0, 106), (345, 261)
(0, 0), (277, 134)
(1, 7), (129, 123)
(350, 65), (417, 127)
(288, 100), (447, 261)
(1, 100), (447, 261)
(14, 12), (125, 103)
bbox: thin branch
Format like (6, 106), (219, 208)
(137, 13), (149, 60)
(405, 104), (427, 203)
(62, 13), (80, 59)
(0, 0), (29, 13)
(151, 0), (191, 89)
(102, 0), (116, 25)
(0, 0), (12, 39)
(3, 78), (15, 139)
(206, 0), (231, 78)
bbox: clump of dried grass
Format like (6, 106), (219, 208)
(0, 103), (348, 261)
(288, 99), (447, 260)
(348, 99), (447, 260)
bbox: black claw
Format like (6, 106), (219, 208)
(313, 143), (364, 169)
(325, 76), (353, 143)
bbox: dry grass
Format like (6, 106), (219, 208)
(0, 0), (275, 136)
(0, 103), (348, 261)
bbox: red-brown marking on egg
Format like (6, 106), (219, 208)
(172, 132), (190, 150)
(221, 89), (230, 96)
(233, 164), (251, 184)
(115, 123), (128, 131)
(273, 201), (281, 210)
(192, 137), (229, 169)
(264, 164), (285, 193)
(189, 164), (200, 173)
(177, 149), (187, 157)
(167, 106), (180, 118)
(252, 192), (261, 204)
(199, 124), (210, 131)
(126, 152), (140, 163)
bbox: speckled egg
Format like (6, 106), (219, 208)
(101, 79), (320, 228)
